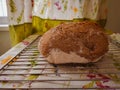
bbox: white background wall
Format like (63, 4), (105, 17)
(0, 0), (120, 56)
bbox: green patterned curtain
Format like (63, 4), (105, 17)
(7, 0), (33, 46)
(7, 0), (107, 46)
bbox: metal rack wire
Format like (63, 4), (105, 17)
(0, 36), (120, 89)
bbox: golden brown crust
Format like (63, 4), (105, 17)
(39, 21), (109, 62)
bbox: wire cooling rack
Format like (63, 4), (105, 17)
(0, 36), (120, 90)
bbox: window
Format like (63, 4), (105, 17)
(0, 0), (8, 25)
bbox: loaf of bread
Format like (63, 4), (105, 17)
(38, 21), (109, 64)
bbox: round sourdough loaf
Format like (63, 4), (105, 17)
(38, 21), (109, 64)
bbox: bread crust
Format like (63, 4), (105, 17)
(38, 21), (109, 63)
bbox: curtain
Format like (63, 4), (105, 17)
(7, 0), (107, 46)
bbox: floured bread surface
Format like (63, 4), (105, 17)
(38, 21), (109, 64)
(47, 48), (103, 64)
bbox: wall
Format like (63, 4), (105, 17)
(0, 30), (11, 56)
(105, 0), (120, 33)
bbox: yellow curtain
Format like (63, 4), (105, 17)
(7, 0), (107, 46)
